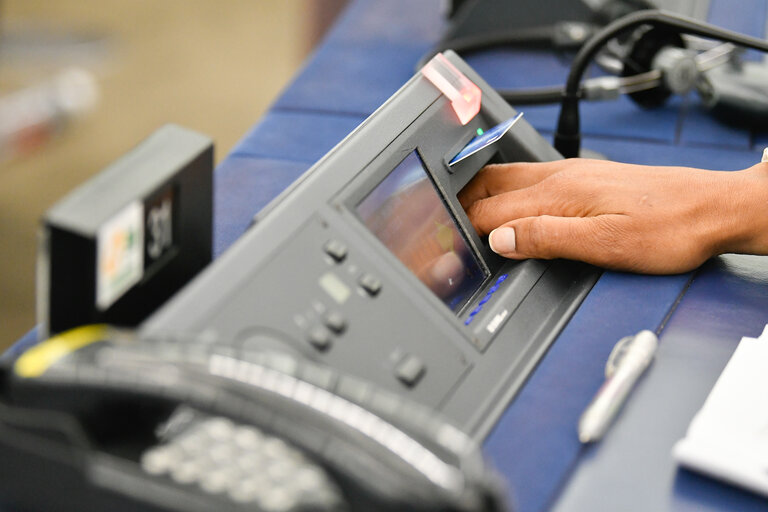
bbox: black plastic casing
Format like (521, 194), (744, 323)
(38, 124), (213, 337)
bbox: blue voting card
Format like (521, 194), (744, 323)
(449, 112), (524, 165)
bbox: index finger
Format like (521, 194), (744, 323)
(465, 181), (586, 236)
(457, 160), (567, 209)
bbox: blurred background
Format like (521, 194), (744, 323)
(0, 0), (349, 351)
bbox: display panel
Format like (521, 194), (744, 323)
(357, 151), (486, 312)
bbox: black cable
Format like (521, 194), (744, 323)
(498, 85), (572, 105)
(416, 1), (658, 106)
(554, 9), (768, 158)
(415, 26), (563, 70)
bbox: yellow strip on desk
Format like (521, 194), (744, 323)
(14, 324), (109, 378)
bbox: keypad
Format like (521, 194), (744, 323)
(142, 414), (343, 511)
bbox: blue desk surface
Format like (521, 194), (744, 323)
(10, 1), (768, 511)
(216, 1), (768, 510)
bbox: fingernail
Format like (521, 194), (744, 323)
(489, 227), (516, 254)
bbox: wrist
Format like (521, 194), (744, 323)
(713, 163), (768, 256)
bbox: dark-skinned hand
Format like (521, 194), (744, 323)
(459, 159), (768, 274)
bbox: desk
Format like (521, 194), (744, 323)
(10, 1), (768, 510)
(214, 1), (768, 510)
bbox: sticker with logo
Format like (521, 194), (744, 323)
(96, 202), (144, 310)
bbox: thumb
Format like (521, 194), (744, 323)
(488, 215), (626, 266)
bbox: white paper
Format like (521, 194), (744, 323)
(672, 324), (768, 497)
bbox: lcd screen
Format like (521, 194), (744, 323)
(357, 151), (486, 312)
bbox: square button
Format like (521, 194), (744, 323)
(308, 325), (332, 350)
(359, 273), (382, 296)
(323, 312), (347, 334)
(395, 354), (426, 387)
(323, 240), (348, 263)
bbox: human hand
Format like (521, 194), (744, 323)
(459, 159), (768, 274)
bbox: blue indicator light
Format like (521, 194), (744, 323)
(465, 274), (509, 327)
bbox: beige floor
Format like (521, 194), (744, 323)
(0, 1), (332, 350)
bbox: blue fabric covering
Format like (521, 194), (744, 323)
(214, 156), (310, 256)
(551, 254), (768, 511)
(273, 0), (768, 150)
(519, 95), (684, 144)
(754, 131), (768, 148)
(273, 0), (445, 117)
(1, 328), (38, 363)
(582, 135), (763, 168)
(462, 49), (572, 90)
(678, 102), (753, 150)
(229, 110), (365, 163)
(486, 270), (692, 511)
(708, 0), (767, 60)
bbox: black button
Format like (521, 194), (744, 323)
(359, 273), (382, 296)
(307, 326), (332, 351)
(323, 312), (346, 334)
(395, 355), (426, 387)
(323, 240), (347, 263)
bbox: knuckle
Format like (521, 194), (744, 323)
(601, 222), (633, 256)
(524, 216), (550, 256)
(476, 163), (505, 183)
(538, 173), (581, 208)
(542, 168), (580, 192)
(584, 218), (636, 267)
(471, 166), (491, 183)
(482, 163), (505, 175)
(556, 158), (586, 174)
(466, 199), (484, 219)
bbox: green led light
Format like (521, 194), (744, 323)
(476, 128), (484, 136)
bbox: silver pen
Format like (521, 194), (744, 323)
(578, 330), (659, 443)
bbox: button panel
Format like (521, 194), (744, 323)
(298, 239), (384, 352)
(302, 232), (456, 394)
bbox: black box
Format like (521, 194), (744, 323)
(37, 124), (213, 337)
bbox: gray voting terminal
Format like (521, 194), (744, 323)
(142, 52), (599, 438)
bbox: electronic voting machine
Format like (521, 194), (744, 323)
(141, 52), (600, 438)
